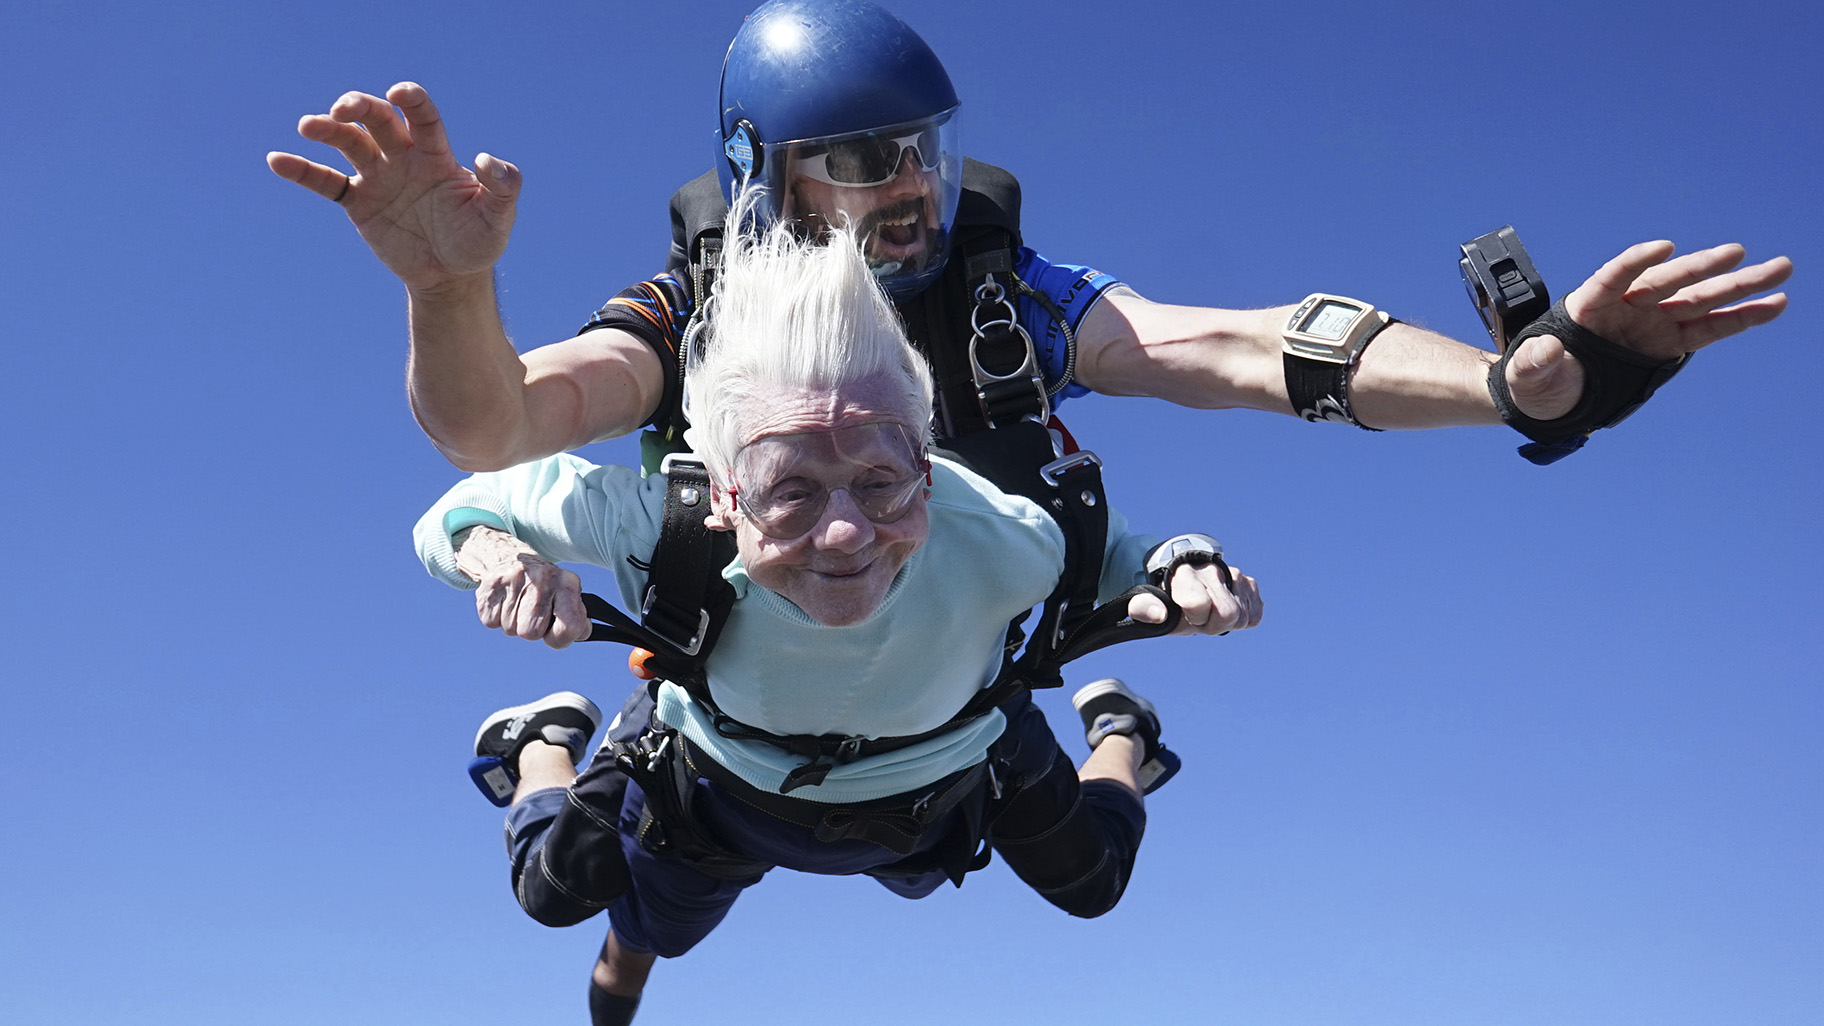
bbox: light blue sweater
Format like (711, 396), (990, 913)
(415, 453), (1157, 803)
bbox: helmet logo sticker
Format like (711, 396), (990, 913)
(724, 120), (761, 183)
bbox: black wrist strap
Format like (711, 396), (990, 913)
(1488, 299), (1690, 465)
(1284, 318), (1397, 431)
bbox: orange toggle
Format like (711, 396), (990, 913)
(628, 648), (659, 680)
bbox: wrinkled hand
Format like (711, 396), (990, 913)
(454, 527), (592, 649)
(1127, 563), (1263, 636)
(1506, 241), (1792, 420)
(265, 82), (521, 292)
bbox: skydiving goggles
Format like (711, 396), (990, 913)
(727, 421), (931, 539)
(787, 111), (958, 188)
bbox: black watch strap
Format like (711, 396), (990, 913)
(1284, 317), (1396, 430)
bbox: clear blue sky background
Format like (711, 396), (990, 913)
(2, 1), (1819, 1023)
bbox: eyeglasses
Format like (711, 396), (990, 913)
(728, 422), (930, 539)
(792, 126), (943, 188)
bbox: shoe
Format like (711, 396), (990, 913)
(468, 692), (603, 807)
(1072, 678), (1181, 795)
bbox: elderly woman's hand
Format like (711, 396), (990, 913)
(454, 526), (593, 649)
(1126, 562), (1263, 636)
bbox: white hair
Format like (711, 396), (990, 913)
(683, 188), (936, 480)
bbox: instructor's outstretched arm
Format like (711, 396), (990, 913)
(1072, 241), (1791, 431)
(269, 82), (662, 470)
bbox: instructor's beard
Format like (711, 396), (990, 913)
(854, 196), (934, 279)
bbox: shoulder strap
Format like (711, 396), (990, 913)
(931, 422), (1107, 669)
(580, 454), (734, 694)
(956, 158), (1022, 241)
(667, 171), (729, 275)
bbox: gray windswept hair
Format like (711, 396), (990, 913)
(682, 188), (936, 480)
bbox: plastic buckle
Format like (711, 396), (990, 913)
(780, 758), (834, 793)
(834, 736), (867, 763)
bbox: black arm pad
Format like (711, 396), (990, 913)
(1486, 299), (1690, 465)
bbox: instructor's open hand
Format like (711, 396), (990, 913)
(1505, 241), (1792, 421)
(266, 82), (521, 293)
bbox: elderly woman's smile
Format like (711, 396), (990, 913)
(704, 376), (930, 627)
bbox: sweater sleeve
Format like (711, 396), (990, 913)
(1097, 504), (1160, 603)
(412, 454), (666, 592)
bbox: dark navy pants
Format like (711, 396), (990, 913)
(505, 688), (1147, 956)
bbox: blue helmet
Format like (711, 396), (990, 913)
(718, 0), (964, 295)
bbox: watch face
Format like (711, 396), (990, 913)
(1301, 300), (1362, 341)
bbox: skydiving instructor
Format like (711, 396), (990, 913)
(266, 1), (1790, 479)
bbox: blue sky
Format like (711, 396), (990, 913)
(2, 1), (1819, 1023)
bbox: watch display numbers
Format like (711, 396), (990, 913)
(1303, 300), (1361, 341)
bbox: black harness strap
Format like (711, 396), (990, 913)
(931, 421), (1106, 662)
(635, 455), (731, 658)
(611, 725), (770, 880)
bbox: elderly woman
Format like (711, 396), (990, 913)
(413, 205), (1261, 1024)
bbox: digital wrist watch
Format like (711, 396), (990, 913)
(1281, 293), (1394, 429)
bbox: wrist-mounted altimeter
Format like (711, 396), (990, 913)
(1459, 226), (1549, 354)
(1281, 293), (1395, 430)
(1145, 534), (1230, 588)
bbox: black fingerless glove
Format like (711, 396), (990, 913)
(1487, 299), (1690, 465)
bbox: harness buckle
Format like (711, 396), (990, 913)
(645, 732), (672, 775)
(1039, 449), (1102, 487)
(640, 587), (711, 656)
(780, 758), (834, 793)
(834, 736), (867, 763)
(657, 452), (707, 477)
(969, 273), (1050, 427)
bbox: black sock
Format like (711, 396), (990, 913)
(588, 982), (641, 1026)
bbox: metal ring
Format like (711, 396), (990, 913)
(970, 298), (1020, 336)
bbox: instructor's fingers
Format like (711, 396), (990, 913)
(474, 152), (522, 200)
(294, 112), (382, 167)
(387, 81), (453, 158)
(1675, 293), (1791, 351)
(265, 151), (354, 204)
(1580, 240), (1678, 304)
(1622, 243), (1744, 307)
(1658, 256), (1794, 320)
(331, 89), (413, 157)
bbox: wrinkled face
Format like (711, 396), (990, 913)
(783, 146), (944, 284)
(705, 378), (930, 627)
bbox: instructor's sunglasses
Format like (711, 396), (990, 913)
(792, 127), (943, 188)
